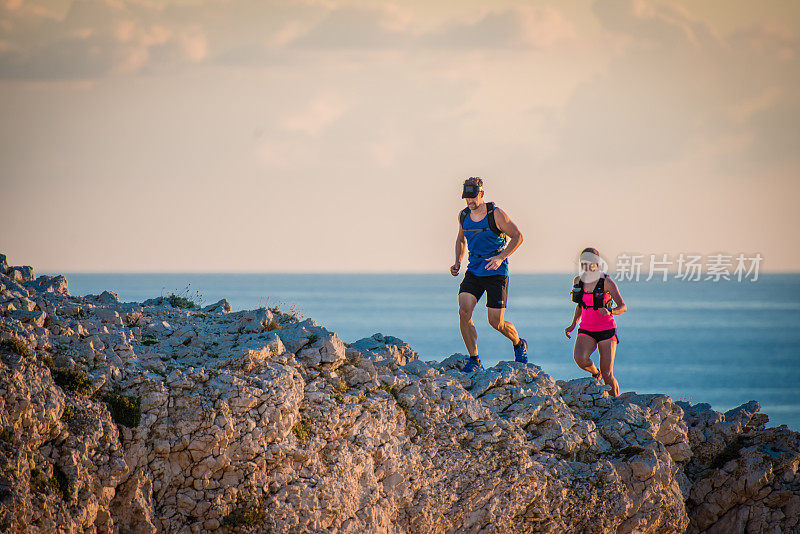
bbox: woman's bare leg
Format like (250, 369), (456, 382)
(597, 339), (619, 396)
(573, 334), (600, 376)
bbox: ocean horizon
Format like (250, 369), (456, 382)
(51, 271), (800, 431)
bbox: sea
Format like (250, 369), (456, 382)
(53, 272), (800, 431)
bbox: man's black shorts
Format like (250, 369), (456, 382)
(459, 271), (509, 309)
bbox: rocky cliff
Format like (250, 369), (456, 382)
(0, 253), (797, 533)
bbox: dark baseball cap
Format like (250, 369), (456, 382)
(462, 184), (482, 198)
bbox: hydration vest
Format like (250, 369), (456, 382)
(571, 275), (609, 310)
(459, 202), (507, 259)
(459, 202), (503, 237)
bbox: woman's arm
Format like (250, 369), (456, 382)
(565, 278), (582, 338)
(570, 303), (581, 325)
(604, 277), (627, 316)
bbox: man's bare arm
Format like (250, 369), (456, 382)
(494, 208), (523, 260)
(484, 208), (523, 271)
(451, 216), (467, 276)
(455, 224), (466, 264)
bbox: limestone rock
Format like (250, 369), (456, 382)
(24, 274), (69, 296)
(87, 291), (119, 305)
(6, 265), (35, 283)
(10, 309), (47, 328)
(95, 307), (123, 326)
(202, 299), (231, 314)
(679, 400), (799, 534)
(351, 332), (419, 366)
(0, 254), (796, 534)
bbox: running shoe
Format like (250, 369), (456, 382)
(461, 357), (483, 373)
(514, 338), (528, 364)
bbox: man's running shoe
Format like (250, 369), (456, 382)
(514, 338), (528, 364)
(461, 357), (483, 373)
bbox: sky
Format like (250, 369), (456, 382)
(0, 0), (798, 273)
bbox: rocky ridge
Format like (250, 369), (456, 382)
(0, 253), (798, 533)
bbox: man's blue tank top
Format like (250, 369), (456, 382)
(462, 208), (508, 277)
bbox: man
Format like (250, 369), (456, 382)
(450, 177), (527, 372)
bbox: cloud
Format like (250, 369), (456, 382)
(423, 6), (576, 49)
(282, 94), (350, 135)
(288, 5), (575, 51)
(592, 0), (719, 49)
(0, 1), (577, 78)
(552, 0), (800, 173)
(289, 6), (412, 49)
(0, 0), (207, 79)
(163, 0), (321, 65)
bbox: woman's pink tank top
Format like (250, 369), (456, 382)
(579, 286), (616, 331)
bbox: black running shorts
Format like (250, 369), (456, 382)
(577, 328), (620, 344)
(459, 271), (509, 309)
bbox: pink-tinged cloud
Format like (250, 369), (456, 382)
(283, 94), (350, 135)
(424, 6), (576, 49)
(553, 0), (799, 171)
(0, 0), (208, 79)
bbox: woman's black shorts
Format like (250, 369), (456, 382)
(577, 328), (620, 344)
(459, 271), (508, 309)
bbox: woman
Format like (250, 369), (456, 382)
(564, 247), (627, 396)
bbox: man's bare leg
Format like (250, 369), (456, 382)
(487, 307), (520, 345)
(458, 292), (479, 357)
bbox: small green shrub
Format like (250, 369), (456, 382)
(29, 465), (70, 501)
(167, 293), (196, 309)
(332, 380), (347, 403)
(102, 392), (141, 428)
(265, 319), (282, 331)
(38, 352), (55, 369)
(346, 351), (361, 366)
(0, 426), (15, 445)
(50, 465), (71, 501)
(221, 503), (267, 528)
(3, 337), (30, 358)
(30, 468), (47, 493)
(60, 405), (74, 423)
(51, 368), (93, 395)
(406, 412), (423, 434)
(292, 415), (311, 442)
